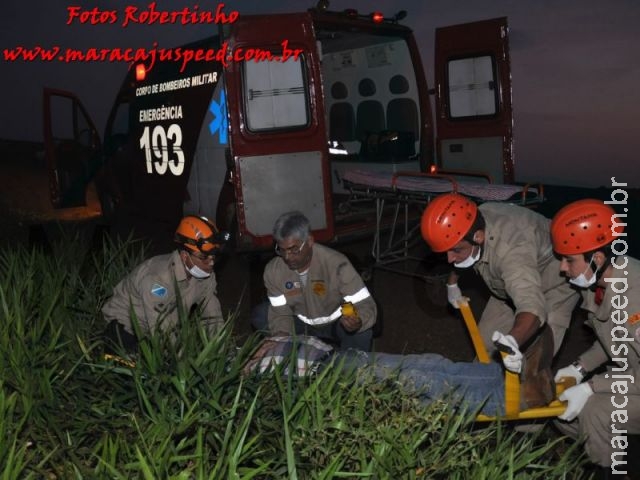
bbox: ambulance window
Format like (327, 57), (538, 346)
(243, 57), (309, 131)
(447, 55), (498, 119)
(50, 95), (92, 147)
(109, 101), (130, 137)
(104, 99), (130, 155)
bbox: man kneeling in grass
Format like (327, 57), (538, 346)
(243, 329), (555, 417)
(102, 215), (230, 354)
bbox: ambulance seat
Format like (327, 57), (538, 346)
(389, 74), (410, 95)
(355, 78), (384, 142)
(329, 81), (356, 142)
(386, 98), (419, 140)
(356, 100), (385, 141)
(331, 81), (349, 100)
(330, 103), (356, 142)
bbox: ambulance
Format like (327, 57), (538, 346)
(43, 5), (513, 250)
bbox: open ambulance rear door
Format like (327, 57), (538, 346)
(434, 17), (514, 183)
(224, 13), (333, 249)
(42, 88), (103, 220)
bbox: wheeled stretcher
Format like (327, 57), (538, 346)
(339, 168), (545, 280)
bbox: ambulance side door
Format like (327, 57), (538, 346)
(43, 88), (102, 209)
(224, 13), (333, 249)
(434, 17), (514, 183)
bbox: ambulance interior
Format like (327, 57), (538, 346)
(317, 30), (422, 195)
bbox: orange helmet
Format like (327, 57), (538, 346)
(550, 199), (621, 255)
(174, 215), (230, 255)
(421, 193), (478, 252)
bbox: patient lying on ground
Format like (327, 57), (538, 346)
(242, 331), (555, 417)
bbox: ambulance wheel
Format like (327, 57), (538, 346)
(338, 201), (351, 214)
(99, 193), (116, 222)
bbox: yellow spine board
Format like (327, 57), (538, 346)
(458, 300), (490, 364)
(458, 298), (572, 421)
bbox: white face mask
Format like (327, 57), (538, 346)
(187, 264), (211, 279)
(454, 245), (481, 269)
(183, 253), (212, 279)
(569, 255), (598, 288)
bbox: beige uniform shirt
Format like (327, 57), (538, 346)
(474, 202), (576, 325)
(102, 250), (223, 335)
(578, 256), (640, 395)
(264, 243), (377, 334)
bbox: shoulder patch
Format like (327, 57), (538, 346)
(629, 312), (640, 325)
(312, 280), (326, 297)
(151, 283), (167, 298)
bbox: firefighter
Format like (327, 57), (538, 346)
(257, 211), (377, 351)
(102, 215), (229, 352)
(550, 199), (639, 475)
(420, 193), (579, 372)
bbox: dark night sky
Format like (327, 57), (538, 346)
(1, 0), (639, 188)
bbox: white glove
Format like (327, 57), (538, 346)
(554, 363), (585, 384)
(558, 382), (593, 421)
(491, 331), (523, 373)
(447, 283), (463, 308)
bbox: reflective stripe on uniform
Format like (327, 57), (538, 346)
(297, 305), (343, 326)
(344, 286), (371, 304)
(268, 295), (287, 307)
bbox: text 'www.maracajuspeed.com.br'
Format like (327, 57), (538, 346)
(3, 41), (303, 73)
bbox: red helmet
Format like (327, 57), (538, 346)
(550, 199), (621, 255)
(174, 215), (230, 255)
(421, 193), (478, 252)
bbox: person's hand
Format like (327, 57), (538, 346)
(558, 382), (593, 421)
(447, 283), (463, 308)
(554, 363), (585, 384)
(242, 338), (281, 376)
(340, 315), (362, 332)
(491, 331), (523, 373)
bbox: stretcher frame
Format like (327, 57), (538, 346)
(340, 169), (545, 281)
(457, 298), (574, 421)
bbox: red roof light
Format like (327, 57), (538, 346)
(135, 64), (146, 81)
(371, 11), (384, 23)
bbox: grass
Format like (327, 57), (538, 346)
(0, 233), (589, 479)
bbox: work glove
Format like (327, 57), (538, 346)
(447, 283), (463, 308)
(558, 382), (593, 421)
(554, 363), (585, 384)
(491, 331), (523, 373)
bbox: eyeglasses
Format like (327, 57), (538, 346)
(275, 240), (306, 257)
(189, 250), (214, 262)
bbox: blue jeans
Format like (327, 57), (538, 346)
(334, 351), (505, 416)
